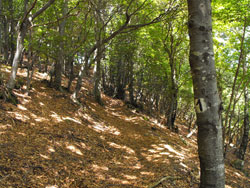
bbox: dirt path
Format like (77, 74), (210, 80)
(0, 70), (249, 188)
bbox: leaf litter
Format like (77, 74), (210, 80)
(0, 69), (249, 188)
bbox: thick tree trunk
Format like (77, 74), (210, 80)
(187, 1), (225, 188)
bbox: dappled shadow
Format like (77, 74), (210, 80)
(0, 68), (249, 187)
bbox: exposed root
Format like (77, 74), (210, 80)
(0, 85), (19, 105)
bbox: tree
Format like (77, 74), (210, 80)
(6, 0), (55, 90)
(187, 0), (225, 187)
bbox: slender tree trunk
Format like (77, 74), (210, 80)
(0, 0), (2, 55)
(6, 0), (55, 90)
(54, 0), (67, 90)
(187, 1), (225, 188)
(8, 0), (15, 65)
(93, 46), (103, 105)
(236, 52), (249, 162)
(7, 23), (27, 89)
(167, 60), (178, 131)
(26, 55), (36, 94)
(224, 18), (247, 151)
(73, 55), (89, 99)
(3, 17), (9, 64)
(67, 57), (74, 92)
(128, 60), (136, 106)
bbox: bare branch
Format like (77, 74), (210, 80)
(32, 0), (55, 20)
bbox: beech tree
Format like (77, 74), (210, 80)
(6, 0), (55, 90)
(187, 0), (225, 187)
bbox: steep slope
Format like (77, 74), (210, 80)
(0, 68), (249, 188)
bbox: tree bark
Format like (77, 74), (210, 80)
(187, 1), (225, 188)
(236, 43), (249, 161)
(6, 0), (55, 90)
(7, 22), (27, 89)
(224, 17), (247, 156)
(236, 87), (249, 160)
(93, 46), (103, 105)
(54, 0), (67, 90)
(73, 55), (89, 99)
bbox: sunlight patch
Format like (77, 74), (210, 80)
(92, 164), (109, 172)
(46, 185), (58, 188)
(156, 147), (165, 151)
(148, 149), (157, 153)
(162, 144), (184, 159)
(50, 112), (63, 123)
(40, 154), (50, 160)
(234, 172), (242, 177)
(140, 171), (155, 176)
(17, 132), (26, 136)
(62, 117), (81, 124)
(0, 124), (12, 129)
(80, 142), (91, 150)
(30, 113), (47, 122)
(123, 174), (137, 180)
(124, 117), (138, 121)
(17, 104), (27, 111)
(109, 177), (130, 185)
(66, 145), (83, 155)
(108, 142), (135, 154)
(180, 162), (188, 169)
(159, 152), (170, 155)
(39, 102), (45, 106)
(90, 122), (121, 136)
(48, 146), (55, 153)
(7, 111), (30, 121)
(130, 163), (142, 169)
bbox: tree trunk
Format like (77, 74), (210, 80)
(93, 46), (103, 105)
(54, 0), (67, 90)
(166, 60), (178, 131)
(187, 1), (225, 188)
(67, 57), (74, 92)
(0, 0), (2, 55)
(6, 0), (55, 90)
(7, 24), (27, 90)
(128, 60), (136, 106)
(224, 18), (247, 156)
(236, 47), (249, 161)
(73, 55), (89, 99)
(3, 17), (9, 64)
(26, 55), (36, 94)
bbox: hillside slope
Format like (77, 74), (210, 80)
(0, 68), (249, 188)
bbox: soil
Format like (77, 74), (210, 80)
(0, 67), (249, 188)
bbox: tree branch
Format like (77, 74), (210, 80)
(32, 0), (55, 20)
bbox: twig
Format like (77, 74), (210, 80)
(148, 176), (181, 188)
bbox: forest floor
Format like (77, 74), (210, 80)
(0, 66), (250, 188)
